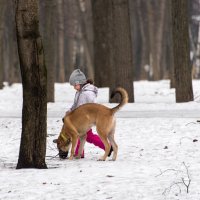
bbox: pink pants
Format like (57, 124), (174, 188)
(75, 129), (105, 157)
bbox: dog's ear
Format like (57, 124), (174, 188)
(53, 139), (58, 143)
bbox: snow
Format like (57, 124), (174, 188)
(1, 80), (200, 200)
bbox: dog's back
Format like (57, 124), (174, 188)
(70, 87), (128, 116)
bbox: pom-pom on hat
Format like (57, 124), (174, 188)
(69, 69), (87, 86)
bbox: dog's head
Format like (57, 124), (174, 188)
(53, 133), (72, 155)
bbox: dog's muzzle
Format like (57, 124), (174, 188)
(59, 149), (69, 159)
(53, 135), (71, 159)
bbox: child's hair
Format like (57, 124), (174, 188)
(81, 79), (94, 88)
(86, 79), (94, 84)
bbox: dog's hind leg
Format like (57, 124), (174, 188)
(108, 122), (118, 161)
(108, 134), (118, 161)
(97, 132), (110, 161)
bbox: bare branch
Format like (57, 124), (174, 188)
(185, 122), (197, 126)
(182, 162), (191, 193)
(162, 181), (182, 196)
(155, 168), (182, 177)
(157, 162), (192, 196)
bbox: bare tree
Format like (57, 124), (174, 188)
(0, 0), (6, 88)
(76, 0), (94, 79)
(168, 0), (175, 88)
(131, 0), (150, 80)
(64, 0), (78, 80)
(147, 0), (167, 80)
(57, 0), (65, 82)
(16, 0), (47, 169)
(92, 0), (134, 102)
(171, 0), (194, 102)
(2, 0), (20, 85)
(8, 0), (20, 84)
(109, 0), (134, 102)
(42, 0), (56, 102)
(91, 0), (111, 87)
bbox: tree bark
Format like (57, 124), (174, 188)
(129, 0), (150, 80)
(92, 0), (111, 87)
(109, 0), (134, 102)
(43, 0), (56, 102)
(64, 0), (76, 80)
(77, 0), (94, 79)
(92, 0), (134, 103)
(171, 0), (194, 102)
(8, 0), (21, 84)
(57, 0), (65, 82)
(0, 0), (6, 88)
(147, 0), (167, 80)
(16, 0), (47, 169)
(166, 0), (175, 88)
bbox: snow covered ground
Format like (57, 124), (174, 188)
(0, 80), (200, 200)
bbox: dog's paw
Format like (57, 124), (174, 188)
(74, 156), (81, 159)
(97, 157), (106, 161)
(69, 156), (74, 160)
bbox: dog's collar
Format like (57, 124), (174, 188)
(60, 133), (71, 145)
(60, 133), (67, 141)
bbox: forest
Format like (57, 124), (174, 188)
(0, 1), (200, 101)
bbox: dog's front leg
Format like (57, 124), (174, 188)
(76, 134), (87, 159)
(69, 135), (78, 160)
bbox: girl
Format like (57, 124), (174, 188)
(59, 69), (113, 159)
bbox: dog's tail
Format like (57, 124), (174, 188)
(111, 87), (128, 114)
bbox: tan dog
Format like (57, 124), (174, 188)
(55, 87), (128, 161)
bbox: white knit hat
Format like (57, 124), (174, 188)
(69, 69), (87, 86)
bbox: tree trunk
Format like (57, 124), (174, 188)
(147, 0), (167, 80)
(160, 1), (173, 81)
(0, 0), (6, 88)
(109, 0), (134, 103)
(57, 0), (65, 82)
(129, 0), (150, 80)
(77, 0), (94, 79)
(4, 1), (10, 83)
(129, 0), (141, 81)
(92, 0), (111, 87)
(171, 0), (194, 102)
(43, 0), (56, 102)
(8, 0), (21, 84)
(16, 0), (47, 169)
(137, 0), (150, 80)
(64, 0), (79, 80)
(165, 0), (175, 87)
(92, 0), (134, 103)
